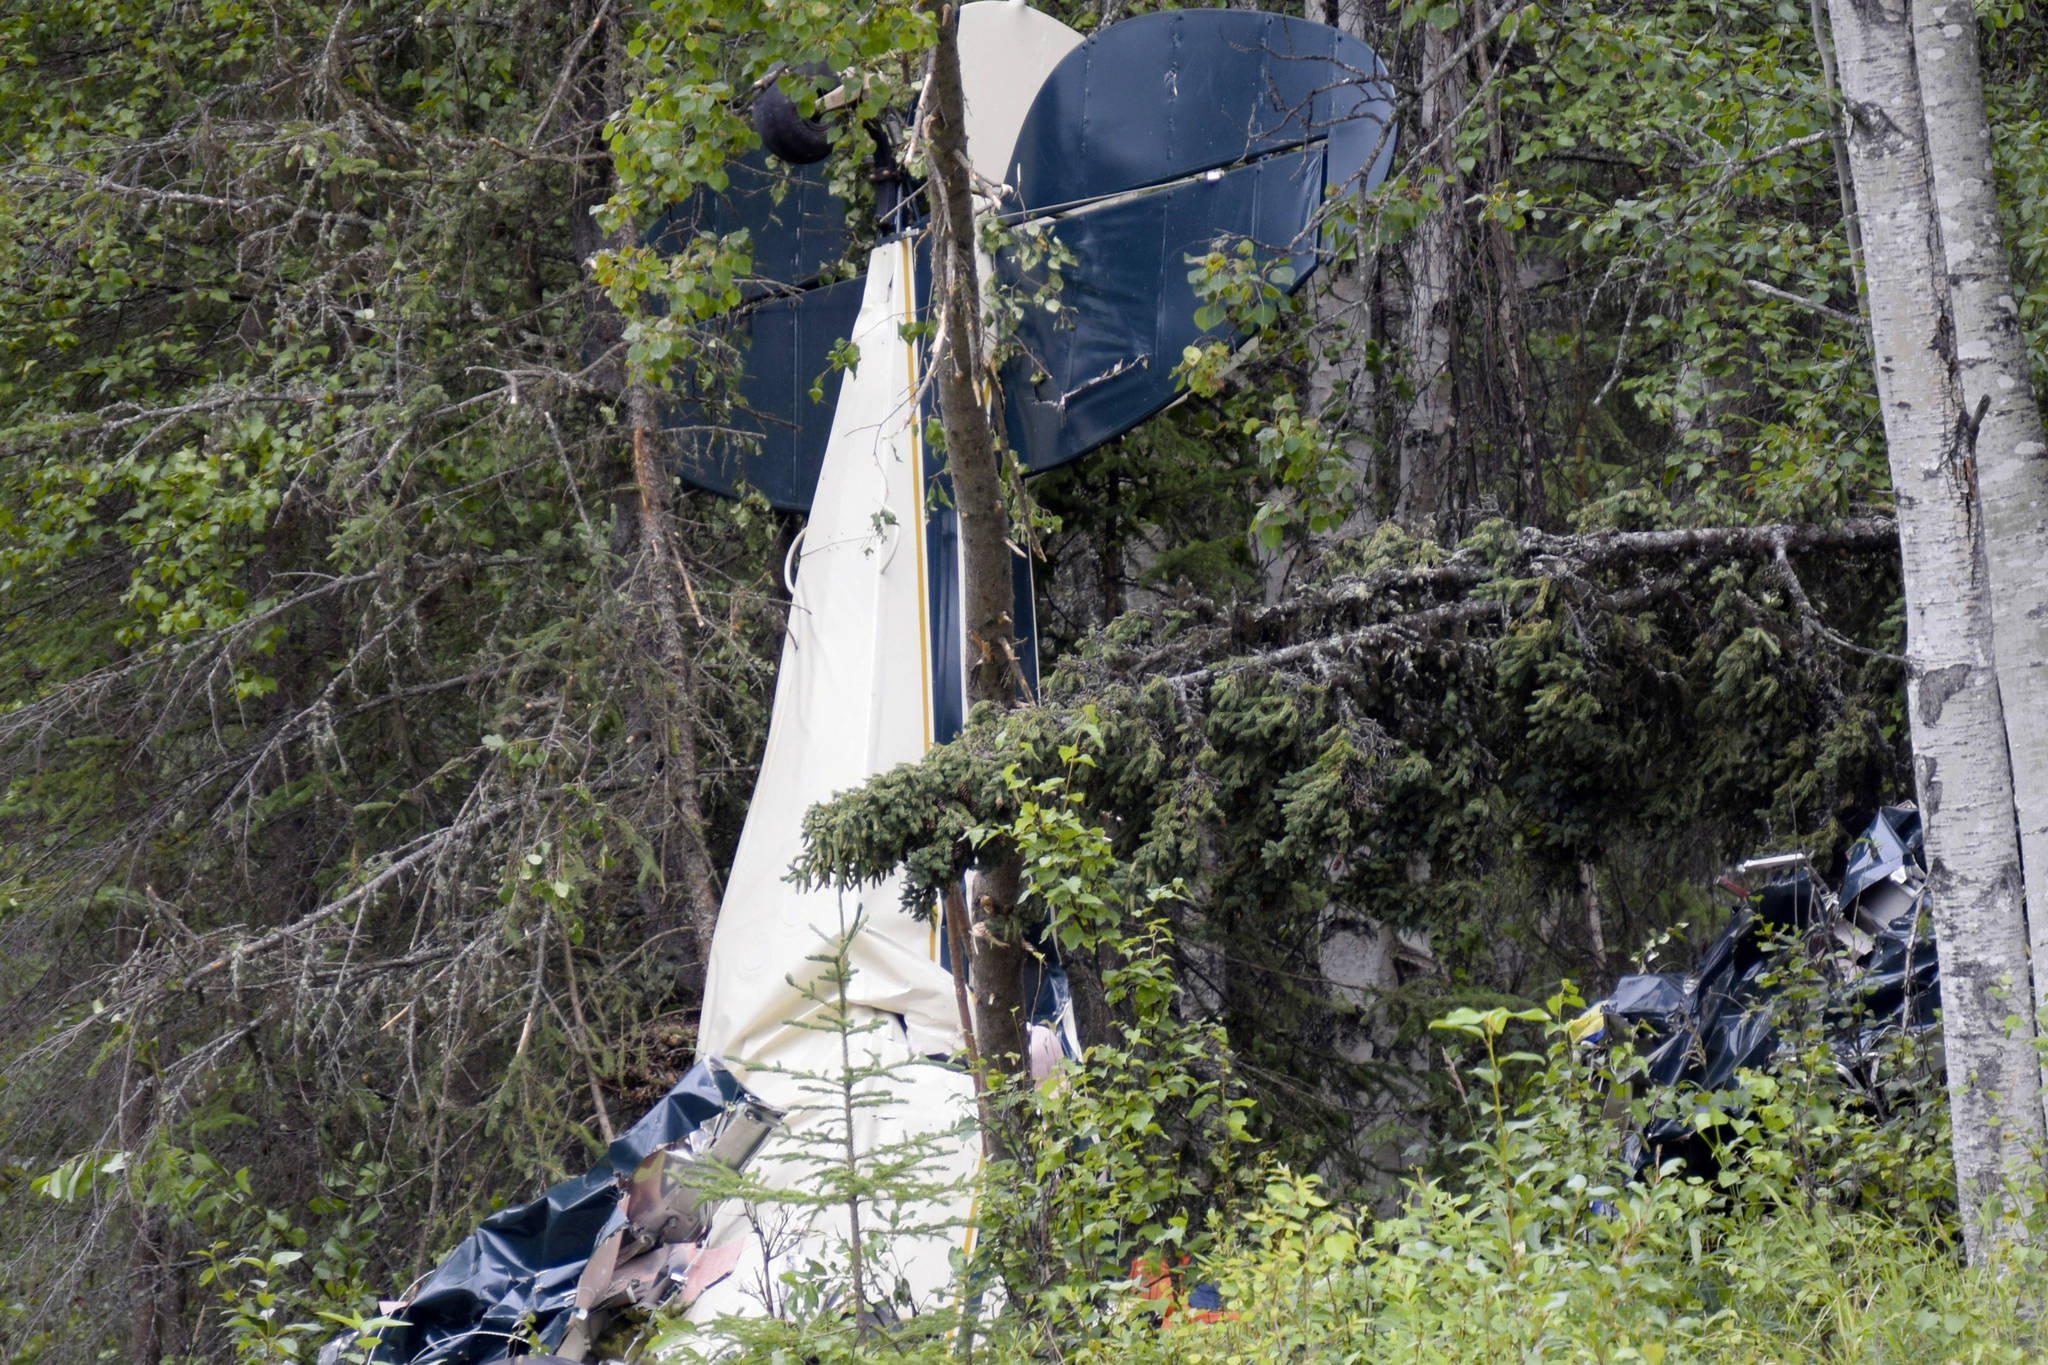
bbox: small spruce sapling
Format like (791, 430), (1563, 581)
(646, 904), (977, 1363)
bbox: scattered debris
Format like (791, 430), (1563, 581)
(1577, 807), (1939, 1177)
(325, 1062), (773, 1365)
(1130, 1257), (1231, 1327)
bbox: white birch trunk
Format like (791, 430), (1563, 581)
(1305, 249), (1379, 532)
(1827, 0), (2043, 1261)
(1911, 0), (2048, 1124)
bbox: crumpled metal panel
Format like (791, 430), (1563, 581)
(662, 277), (865, 509)
(644, 153), (851, 296)
(1003, 9), (1393, 213)
(645, 151), (861, 510)
(998, 146), (1326, 474)
(993, 8), (1393, 475)
(1600, 808), (1939, 1181)
(651, 9), (1395, 509)
(1604, 973), (1688, 1027)
(374, 1062), (745, 1365)
(1838, 804), (1921, 909)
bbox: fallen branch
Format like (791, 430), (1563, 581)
(1108, 518), (1898, 685)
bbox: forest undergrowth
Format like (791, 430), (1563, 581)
(157, 955), (2039, 1365)
(971, 1015), (2030, 1365)
(738, 775), (2038, 1365)
(139, 775), (2039, 1365)
(631, 909), (2031, 1365)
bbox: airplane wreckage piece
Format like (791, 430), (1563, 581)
(654, 6), (1395, 511)
(351, 1064), (761, 1365)
(337, 7), (1396, 1362)
(1574, 806), (1942, 1181)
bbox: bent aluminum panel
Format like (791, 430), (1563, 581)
(1004, 9), (1391, 213)
(653, 6), (1395, 505)
(993, 8), (1394, 474)
(375, 1063), (745, 1365)
(663, 276), (865, 509)
(999, 145), (1325, 474)
(645, 153), (852, 296)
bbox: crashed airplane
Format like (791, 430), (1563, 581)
(327, 7), (1398, 1362)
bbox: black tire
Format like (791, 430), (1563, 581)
(752, 63), (835, 165)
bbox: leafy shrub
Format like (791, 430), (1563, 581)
(1059, 999), (2033, 1365)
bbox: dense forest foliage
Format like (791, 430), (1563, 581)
(1, 0), (2045, 1361)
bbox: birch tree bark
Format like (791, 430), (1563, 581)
(1911, 0), (2048, 1120)
(1827, 0), (2043, 1261)
(1290, 0), (1384, 590)
(1302, 236), (1379, 553)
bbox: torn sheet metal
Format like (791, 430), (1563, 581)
(993, 7), (1393, 475)
(997, 145), (1327, 472)
(352, 15), (1397, 1359)
(1579, 807), (1939, 1178)
(1001, 9), (1394, 216)
(357, 1062), (747, 1365)
(552, 1097), (786, 1359)
(653, 3), (1396, 509)
(683, 236), (983, 1335)
(1839, 805), (1922, 918)
(645, 152), (861, 511)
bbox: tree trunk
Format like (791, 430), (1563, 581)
(923, 0), (1027, 1072)
(1911, 0), (2048, 1123)
(1827, 0), (2043, 1261)
(625, 388), (725, 969)
(566, 9), (723, 974)
(1483, 165), (1543, 525)
(1300, 0), (1383, 563)
(1301, 254), (1380, 566)
(1393, 18), (1465, 526)
(1809, 0), (1867, 303)
(118, 1051), (166, 1365)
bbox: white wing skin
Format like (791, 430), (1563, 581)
(697, 237), (957, 1073)
(685, 238), (982, 1335)
(958, 1), (1086, 186)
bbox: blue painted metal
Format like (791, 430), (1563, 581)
(644, 152), (852, 296)
(647, 152), (860, 510)
(997, 145), (1329, 475)
(664, 277), (863, 510)
(653, 10), (1395, 509)
(912, 469), (1042, 742)
(996, 9), (1394, 475)
(923, 484), (968, 742)
(370, 1063), (747, 1365)
(1002, 10), (1394, 213)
